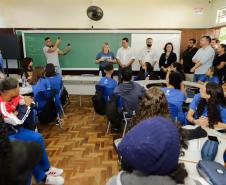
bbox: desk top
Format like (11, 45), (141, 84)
(20, 86), (32, 95)
(63, 75), (100, 82)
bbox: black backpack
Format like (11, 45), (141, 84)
(37, 90), (58, 124)
(60, 86), (69, 107)
(105, 96), (123, 129)
(92, 90), (106, 115)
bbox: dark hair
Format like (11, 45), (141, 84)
(164, 42), (174, 53)
(45, 63), (56, 77)
(208, 66), (216, 76)
(202, 35), (211, 43)
(171, 62), (185, 80)
(122, 37), (129, 42)
(0, 124), (12, 185)
(45, 37), (50, 41)
(104, 63), (114, 72)
(0, 77), (18, 91)
(30, 66), (45, 85)
(169, 72), (183, 90)
(189, 38), (196, 44)
(122, 69), (132, 82)
(145, 62), (154, 73)
(197, 82), (226, 128)
(23, 57), (32, 70)
(212, 38), (220, 43)
(220, 44), (226, 52)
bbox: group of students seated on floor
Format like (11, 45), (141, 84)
(0, 57), (68, 185)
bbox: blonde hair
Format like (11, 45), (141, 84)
(102, 42), (110, 52)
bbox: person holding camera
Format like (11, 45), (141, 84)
(43, 37), (71, 74)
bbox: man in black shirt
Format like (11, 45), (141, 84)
(213, 43), (226, 84)
(180, 39), (198, 81)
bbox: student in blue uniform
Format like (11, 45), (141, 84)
(30, 66), (51, 100)
(45, 63), (63, 92)
(198, 66), (219, 84)
(161, 72), (186, 123)
(96, 43), (116, 77)
(114, 69), (145, 115)
(187, 82), (226, 129)
(98, 63), (117, 100)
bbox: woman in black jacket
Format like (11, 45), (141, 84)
(159, 42), (177, 79)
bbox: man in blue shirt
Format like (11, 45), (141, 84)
(96, 43), (116, 77)
(98, 63), (117, 100)
(198, 66), (219, 84)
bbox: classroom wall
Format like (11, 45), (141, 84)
(209, 0), (226, 28)
(0, 0), (212, 28)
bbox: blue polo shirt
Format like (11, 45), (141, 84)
(46, 73), (63, 92)
(32, 78), (51, 101)
(189, 93), (226, 123)
(161, 87), (186, 122)
(96, 52), (115, 68)
(98, 77), (117, 99)
(199, 75), (219, 84)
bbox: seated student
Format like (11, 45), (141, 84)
(107, 116), (190, 185)
(0, 123), (43, 185)
(187, 82), (226, 129)
(30, 66), (50, 99)
(166, 62), (185, 81)
(137, 62), (159, 80)
(98, 63), (117, 100)
(131, 87), (171, 127)
(45, 63), (63, 91)
(198, 66), (219, 84)
(23, 57), (33, 82)
(0, 77), (64, 185)
(162, 72), (186, 123)
(114, 69), (145, 115)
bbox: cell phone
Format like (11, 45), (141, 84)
(217, 129), (226, 134)
(58, 37), (60, 40)
(208, 135), (219, 142)
(67, 43), (71, 46)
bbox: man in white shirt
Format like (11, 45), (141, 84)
(116, 38), (135, 82)
(191, 36), (215, 82)
(43, 37), (71, 74)
(138, 38), (157, 67)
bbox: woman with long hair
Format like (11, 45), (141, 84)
(23, 57), (33, 81)
(137, 62), (159, 80)
(187, 82), (226, 129)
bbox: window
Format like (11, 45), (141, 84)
(219, 27), (226, 44)
(216, 7), (226, 24)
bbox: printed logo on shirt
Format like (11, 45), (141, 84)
(165, 90), (170, 96)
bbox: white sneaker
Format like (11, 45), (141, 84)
(46, 167), (64, 177)
(45, 175), (64, 185)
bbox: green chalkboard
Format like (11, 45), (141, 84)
(23, 32), (131, 69)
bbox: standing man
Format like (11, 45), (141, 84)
(190, 36), (215, 82)
(138, 38), (157, 68)
(116, 38), (135, 82)
(43, 37), (71, 75)
(180, 38), (198, 81)
(211, 38), (220, 52)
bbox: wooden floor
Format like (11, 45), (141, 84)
(34, 96), (119, 185)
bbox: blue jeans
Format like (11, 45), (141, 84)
(8, 128), (50, 182)
(194, 74), (205, 82)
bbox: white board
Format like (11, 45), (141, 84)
(131, 32), (181, 71)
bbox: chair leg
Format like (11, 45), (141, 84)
(61, 105), (65, 115)
(106, 120), (111, 134)
(122, 119), (128, 137)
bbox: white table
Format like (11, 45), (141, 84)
(20, 86), (32, 95)
(180, 125), (226, 184)
(62, 75), (100, 95)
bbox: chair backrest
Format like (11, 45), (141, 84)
(168, 103), (179, 122)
